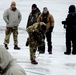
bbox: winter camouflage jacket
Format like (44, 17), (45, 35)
(26, 22), (46, 46)
(3, 8), (22, 27)
(37, 12), (54, 30)
(26, 8), (41, 28)
(0, 45), (26, 75)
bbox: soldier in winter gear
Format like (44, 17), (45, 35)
(26, 22), (46, 64)
(3, 1), (22, 50)
(0, 45), (26, 75)
(26, 4), (41, 28)
(62, 5), (76, 55)
(37, 7), (54, 54)
(26, 4), (41, 47)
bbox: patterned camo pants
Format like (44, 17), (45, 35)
(4, 27), (18, 45)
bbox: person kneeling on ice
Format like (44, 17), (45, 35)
(0, 45), (26, 75)
(26, 22), (46, 64)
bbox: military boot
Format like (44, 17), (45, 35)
(14, 45), (21, 50)
(48, 51), (52, 54)
(31, 60), (38, 65)
(4, 44), (9, 49)
(64, 52), (71, 55)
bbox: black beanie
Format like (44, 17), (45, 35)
(32, 4), (37, 8)
(43, 7), (48, 11)
(69, 5), (75, 13)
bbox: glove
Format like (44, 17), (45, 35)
(62, 21), (67, 29)
(49, 26), (53, 32)
(62, 21), (66, 24)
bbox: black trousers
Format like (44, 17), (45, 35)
(66, 31), (72, 53)
(66, 30), (76, 53)
(38, 30), (52, 53)
(46, 30), (52, 52)
(72, 30), (76, 53)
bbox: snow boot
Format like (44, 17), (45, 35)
(31, 60), (38, 65)
(14, 45), (21, 50)
(4, 44), (9, 49)
(72, 53), (76, 55)
(72, 52), (76, 55)
(64, 52), (71, 55)
(48, 51), (52, 54)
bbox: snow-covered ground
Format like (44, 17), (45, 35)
(0, 0), (76, 75)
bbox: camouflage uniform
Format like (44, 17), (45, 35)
(26, 22), (46, 62)
(26, 8), (41, 28)
(4, 26), (18, 45)
(26, 7), (46, 54)
(26, 6), (41, 50)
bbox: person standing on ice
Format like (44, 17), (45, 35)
(37, 7), (54, 54)
(26, 22), (46, 64)
(3, 1), (22, 50)
(26, 4), (45, 54)
(0, 45), (27, 75)
(26, 4), (41, 47)
(62, 5), (76, 55)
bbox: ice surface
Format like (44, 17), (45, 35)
(0, 0), (76, 75)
